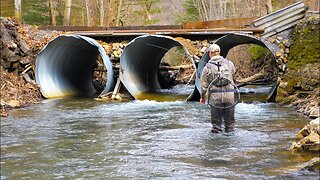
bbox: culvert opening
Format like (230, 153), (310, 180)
(119, 35), (196, 101)
(226, 44), (278, 102)
(193, 33), (279, 102)
(36, 35), (115, 98)
(158, 46), (195, 92)
(92, 56), (108, 94)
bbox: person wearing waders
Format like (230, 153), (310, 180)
(200, 44), (238, 133)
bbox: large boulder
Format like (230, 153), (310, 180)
(289, 118), (320, 152)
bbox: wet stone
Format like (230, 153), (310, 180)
(282, 39), (292, 47)
(309, 107), (320, 118)
(268, 36), (276, 43)
(276, 36), (284, 41)
(285, 48), (290, 54)
(290, 118), (320, 152)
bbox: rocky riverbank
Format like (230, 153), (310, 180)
(280, 13), (320, 172)
(0, 17), (62, 116)
(289, 117), (320, 172)
(277, 13), (320, 119)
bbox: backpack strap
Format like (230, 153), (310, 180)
(206, 62), (222, 78)
(205, 62), (220, 69)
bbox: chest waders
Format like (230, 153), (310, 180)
(206, 62), (240, 109)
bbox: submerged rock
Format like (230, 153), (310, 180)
(299, 157), (320, 172)
(284, 157), (320, 173)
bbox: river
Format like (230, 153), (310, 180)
(0, 86), (319, 179)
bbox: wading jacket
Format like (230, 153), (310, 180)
(200, 56), (236, 106)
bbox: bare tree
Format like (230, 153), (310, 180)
(84, 0), (91, 26)
(180, 0), (277, 24)
(105, 0), (118, 26)
(222, 0), (227, 19)
(97, 0), (104, 26)
(266, 0), (273, 14)
(230, 0), (236, 18)
(191, 0), (230, 21)
(64, 0), (72, 25)
(14, 0), (21, 19)
(115, 0), (123, 26)
(49, 0), (56, 25)
(192, 0), (207, 21)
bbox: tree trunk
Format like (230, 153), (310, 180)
(192, 0), (201, 20)
(64, 0), (72, 25)
(85, 0), (90, 26)
(236, 71), (265, 83)
(200, 0), (208, 21)
(266, 0), (273, 14)
(115, 0), (122, 26)
(14, 0), (21, 19)
(105, 0), (119, 26)
(193, 0), (206, 21)
(99, 0), (104, 26)
(208, 0), (213, 20)
(159, 64), (193, 70)
(231, 0), (236, 18)
(49, 0), (56, 25)
(222, 0), (227, 19)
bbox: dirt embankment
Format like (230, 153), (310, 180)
(0, 18), (62, 116)
(277, 13), (320, 119)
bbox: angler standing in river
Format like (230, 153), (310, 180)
(200, 44), (239, 133)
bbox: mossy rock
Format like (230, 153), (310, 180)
(288, 18), (320, 69)
(279, 14), (320, 103)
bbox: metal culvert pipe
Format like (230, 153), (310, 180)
(36, 35), (115, 98)
(195, 33), (273, 92)
(190, 33), (277, 101)
(120, 35), (195, 99)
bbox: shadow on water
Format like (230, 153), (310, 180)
(1, 85), (318, 179)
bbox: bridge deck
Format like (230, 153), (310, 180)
(40, 16), (264, 38)
(72, 28), (264, 37)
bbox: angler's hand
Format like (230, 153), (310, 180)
(199, 98), (205, 105)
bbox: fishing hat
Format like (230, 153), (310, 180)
(209, 44), (220, 52)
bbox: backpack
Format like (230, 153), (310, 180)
(206, 61), (233, 87)
(205, 61), (240, 109)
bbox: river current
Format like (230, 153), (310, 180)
(0, 86), (319, 179)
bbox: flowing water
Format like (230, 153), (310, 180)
(1, 86), (319, 179)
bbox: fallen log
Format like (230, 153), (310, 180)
(235, 71), (265, 83)
(159, 64), (193, 70)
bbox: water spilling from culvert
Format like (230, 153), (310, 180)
(135, 85), (194, 101)
(1, 86), (318, 179)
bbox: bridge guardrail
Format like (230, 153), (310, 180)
(253, 1), (307, 38)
